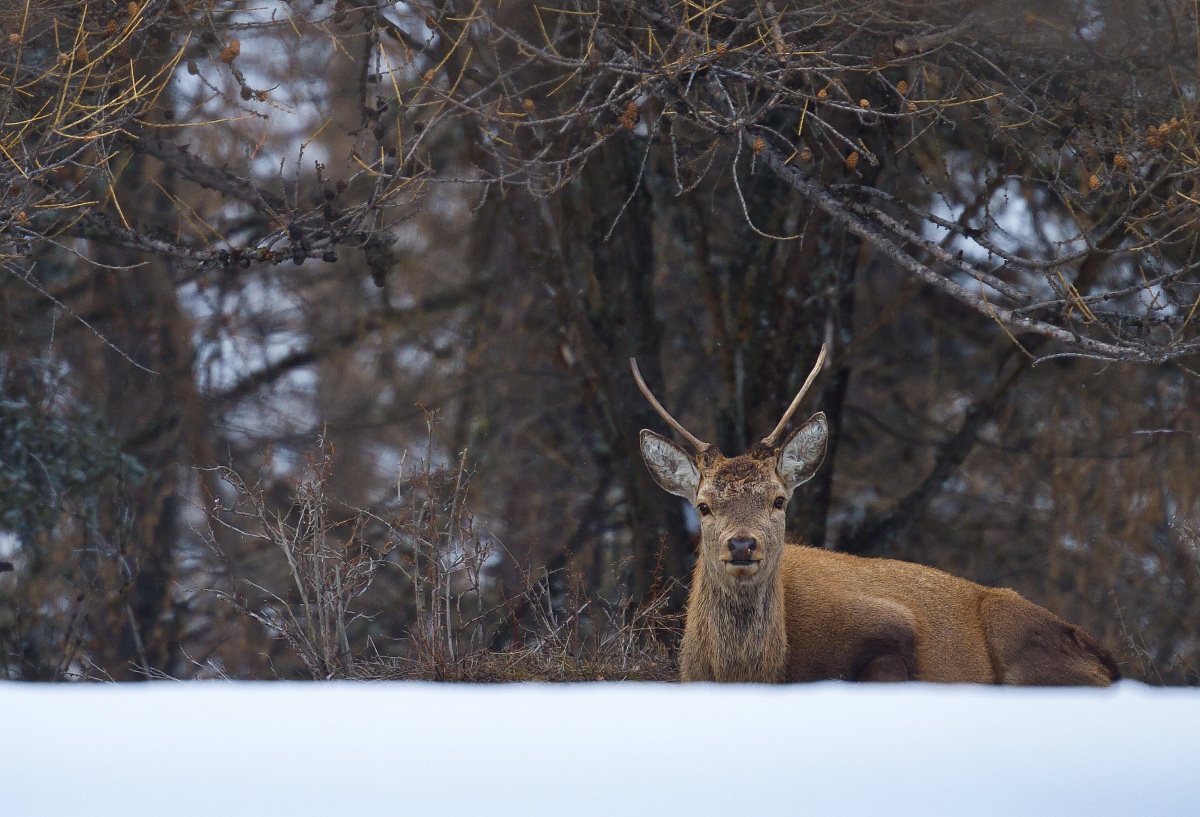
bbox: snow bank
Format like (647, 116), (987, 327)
(3, 680), (1197, 816)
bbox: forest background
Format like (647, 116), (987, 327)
(2, 0), (1199, 684)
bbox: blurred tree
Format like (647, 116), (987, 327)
(2, 0), (1198, 682)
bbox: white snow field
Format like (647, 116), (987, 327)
(3, 680), (1198, 817)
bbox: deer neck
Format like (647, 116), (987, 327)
(688, 557), (788, 682)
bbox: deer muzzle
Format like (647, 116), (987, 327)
(726, 537), (758, 565)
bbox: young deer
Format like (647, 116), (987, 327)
(632, 348), (1119, 685)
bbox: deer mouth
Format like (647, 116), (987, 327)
(723, 559), (761, 577)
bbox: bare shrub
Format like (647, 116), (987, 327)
(205, 430), (679, 682)
(206, 438), (384, 679)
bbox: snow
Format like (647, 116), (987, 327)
(3, 680), (1197, 816)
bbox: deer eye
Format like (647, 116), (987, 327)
(697, 502), (712, 516)
(773, 496), (786, 510)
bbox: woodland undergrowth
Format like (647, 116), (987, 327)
(204, 432), (680, 682)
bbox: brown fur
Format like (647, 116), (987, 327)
(640, 427), (1120, 686)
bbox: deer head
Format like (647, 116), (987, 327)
(632, 347), (829, 590)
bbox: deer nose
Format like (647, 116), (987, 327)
(728, 537), (757, 561)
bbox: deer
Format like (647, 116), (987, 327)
(631, 347), (1120, 685)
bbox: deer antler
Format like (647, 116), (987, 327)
(629, 358), (709, 451)
(761, 344), (828, 448)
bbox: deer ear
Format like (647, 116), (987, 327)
(639, 429), (701, 502)
(777, 412), (828, 493)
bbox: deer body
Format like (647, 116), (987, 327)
(632, 349), (1119, 686)
(683, 543), (1118, 684)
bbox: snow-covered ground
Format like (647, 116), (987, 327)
(4, 680), (1197, 816)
